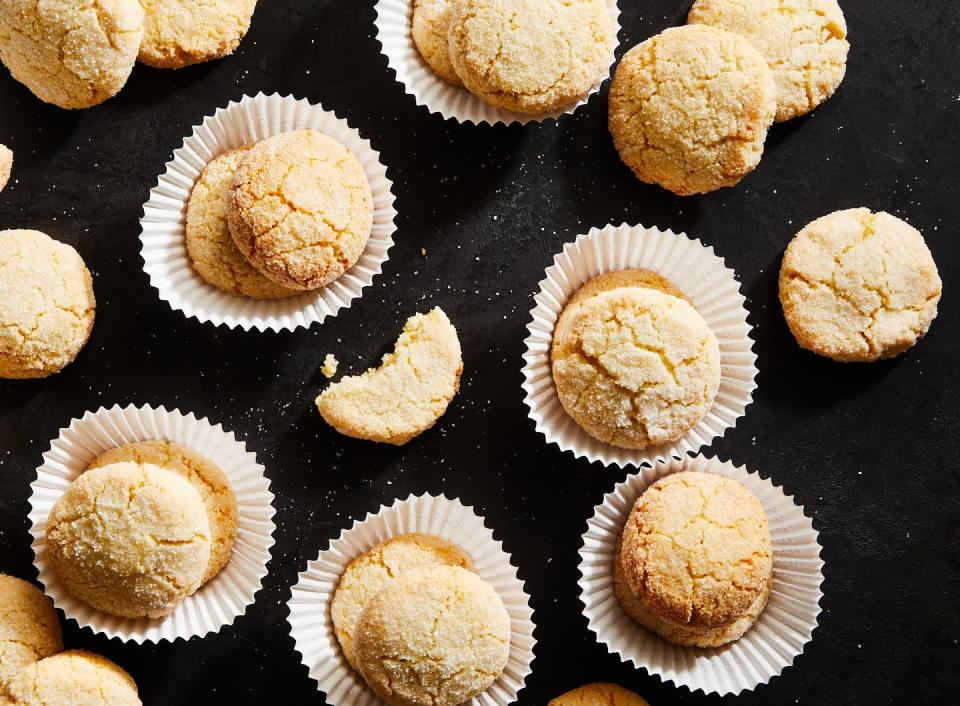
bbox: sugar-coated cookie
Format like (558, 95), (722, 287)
(331, 534), (473, 671)
(46, 463), (211, 619)
(0, 575), (63, 694)
(548, 682), (649, 706)
(0, 144), (11, 191)
(448, 0), (614, 115)
(88, 440), (238, 585)
(3, 650), (141, 706)
(355, 565), (511, 706)
(608, 25), (776, 195)
(0, 230), (96, 379)
(689, 0), (849, 122)
(412, 0), (462, 86)
(186, 147), (299, 300)
(228, 129), (374, 291)
(316, 307), (463, 445)
(0, 0), (143, 109)
(779, 208), (942, 362)
(138, 0), (257, 69)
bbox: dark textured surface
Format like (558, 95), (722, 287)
(1, 1), (958, 703)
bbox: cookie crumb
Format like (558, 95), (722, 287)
(321, 354), (339, 378)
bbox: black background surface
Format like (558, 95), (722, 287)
(1, 1), (959, 704)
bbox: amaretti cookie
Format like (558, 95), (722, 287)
(448, 0), (614, 115)
(138, 0), (258, 69)
(608, 25), (777, 195)
(779, 208), (942, 362)
(45, 462), (212, 619)
(3, 650), (141, 706)
(412, 0), (461, 86)
(228, 129), (374, 291)
(615, 472), (773, 648)
(688, 0), (849, 122)
(355, 565), (511, 706)
(0, 230), (96, 379)
(316, 307), (463, 445)
(0, 0), (144, 109)
(549, 683), (649, 706)
(0, 575), (63, 694)
(0, 144), (11, 191)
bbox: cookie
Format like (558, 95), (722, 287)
(0, 230), (96, 379)
(0, 0), (143, 109)
(779, 208), (942, 362)
(0, 575), (63, 694)
(227, 129), (374, 291)
(448, 0), (614, 115)
(608, 25), (777, 195)
(186, 147), (299, 300)
(617, 472), (772, 647)
(3, 650), (140, 706)
(0, 144), (11, 191)
(551, 283), (721, 450)
(138, 0), (257, 69)
(548, 683), (649, 706)
(46, 462), (211, 619)
(412, 0), (462, 86)
(87, 440), (238, 585)
(355, 565), (511, 706)
(688, 0), (849, 122)
(331, 534), (473, 671)
(316, 307), (463, 445)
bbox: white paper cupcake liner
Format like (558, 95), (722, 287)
(374, 0), (621, 126)
(579, 455), (824, 695)
(140, 93), (397, 331)
(521, 223), (758, 468)
(28, 404), (276, 643)
(287, 493), (536, 706)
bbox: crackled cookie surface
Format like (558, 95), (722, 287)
(331, 534), (473, 670)
(608, 25), (776, 195)
(448, 0), (614, 115)
(779, 208), (942, 362)
(413, 0), (461, 86)
(689, 0), (849, 122)
(3, 650), (141, 706)
(549, 682), (649, 706)
(0, 0), (143, 109)
(46, 462), (211, 619)
(0, 144), (11, 191)
(228, 129), (373, 291)
(139, 0), (257, 69)
(0, 230), (96, 379)
(316, 307), (463, 445)
(0, 575), (63, 694)
(355, 565), (510, 706)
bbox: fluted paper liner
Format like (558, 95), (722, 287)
(374, 0), (621, 126)
(28, 404), (276, 643)
(579, 455), (824, 695)
(287, 493), (535, 706)
(140, 93), (397, 331)
(521, 223), (758, 468)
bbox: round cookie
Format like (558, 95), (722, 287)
(608, 25), (777, 195)
(46, 462), (211, 619)
(87, 440), (238, 585)
(412, 0), (462, 86)
(227, 129), (374, 291)
(138, 0), (258, 69)
(549, 683), (649, 706)
(0, 144), (11, 191)
(331, 533), (473, 670)
(186, 147), (299, 300)
(0, 0), (144, 110)
(551, 283), (721, 450)
(0, 575), (63, 694)
(0, 230), (96, 379)
(617, 472), (772, 647)
(355, 565), (511, 706)
(688, 0), (849, 122)
(779, 208), (942, 362)
(3, 650), (140, 706)
(448, 0), (614, 115)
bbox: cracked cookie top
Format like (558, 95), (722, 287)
(0, 575), (63, 694)
(548, 682), (649, 706)
(551, 280), (721, 450)
(0, 229), (96, 380)
(413, 0), (462, 86)
(779, 208), (942, 362)
(227, 129), (374, 291)
(138, 0), (257, 69)
(0, 0), (143, 109)
(448, 0), (614, 115)
(3, 650), (141, 706)
(0, 144), (11, 192)
(46, 462), (211, 619)
(689, 0), (849, 122)
(355, 565), (511, 706)
(608, 24), (777, 196)
(619, 472), (772, 631)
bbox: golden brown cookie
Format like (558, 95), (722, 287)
(0, 575), (63, 694)
(412, 0), (462, 86)
(138, 0), (257, 69)
(3, 650), (141, 706)
(548, 682), (649, 706)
